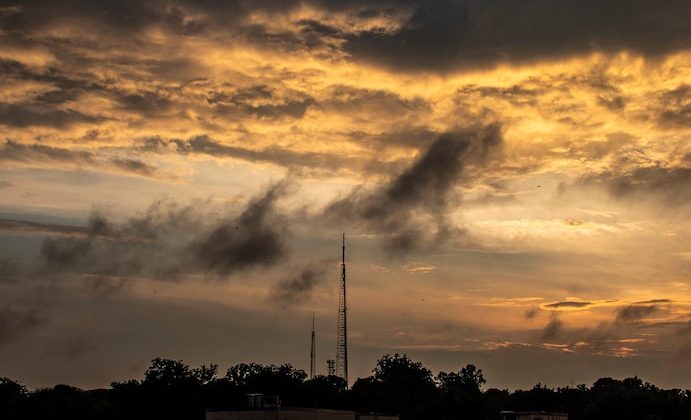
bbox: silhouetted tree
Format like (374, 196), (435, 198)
(437, 364), (487, 419)
(3, 355), (691, 420)
(351, 354), (437, 420)
(225, 362), (306, 406)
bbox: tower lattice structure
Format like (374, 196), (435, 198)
(310, 312), (316, 378)
(335, 233), (349, 385)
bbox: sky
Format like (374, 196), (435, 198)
(1, 0), (690, 391)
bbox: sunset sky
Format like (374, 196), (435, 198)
(1, 0), (691, 391)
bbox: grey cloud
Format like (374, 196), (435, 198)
(116, 92), (174, 115)
(0, 140), (96, 165)
(269, 261), (329, 305)
(597, 94), (627, 111)
(85, 275), (131, 298)
(457, 84), (543, 107)
(0, 218), (87, 237)
(32, 183), (292, 281)
(41, 237), (92, 270)
(152, 135), (392, 176)
(524, 307), (539, 320)
(208, 85), (315, 120)
(323, 124), (502, 253)
(0, 306), (47, 346)
(541, 317), (563, 342)
(5, 1), (691, 74)
(36, 201), (192, 278)
(109, 158), (158, 177)
(605, 167), (691, 204)
(53, 335), (99, 360)
(343, 0), (691, 72)
(634, 299), (672, 305)
(0, 103), (102, 128)
(616, 305), (658, 323)
(0, 257), (22, 282)
(544, 301), (592, 309)
(0, 141), (165, 179)
(0, 180), (11, 188)
(654, 84), (691, 129)
(190, 181), (290, 276)
(320, 85), (428, 118)
(568, 166), (691, 205)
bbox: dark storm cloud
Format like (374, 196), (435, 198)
(323, 124), (502, 253)
(0, 141), (164, 179)
(544, 301), (592, 309)
(268, 261), (329, 305)
(615, 305), (659, 323)
(4, 1), (691, 73)
(30, 182), (292, 280)
(0, 306), (47, 346)
(343, 0), (691, 72)
(190, 181), (290, 276)
(541, 317), (563, 342)
(0, 103), (102, 128)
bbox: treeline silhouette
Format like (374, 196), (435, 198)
(2, 354), (690, 420)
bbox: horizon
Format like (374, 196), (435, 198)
(1, 0), (690, 392)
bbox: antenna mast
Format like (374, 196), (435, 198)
(310, 312), (316, 378)
(335, 233), (349, 385)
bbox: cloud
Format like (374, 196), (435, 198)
(208, 84), (314, 120)
(0, 218), (87, 237)
(85, 275), (131, 298)
(568, 166), (691, 205)
(524, 308), (539, 319)
(541, 317), (563, 342)
(544, 301), (593, 309)
(0, 103), (102, 128)
(29, 181), (293, 280)
(52, 335), (99, 360)
(0, 141), (167, 179)
(655, 84), (691, 129)
(615, 305), (659, 323)
(343, 0), (691, 72)
(633, 299), (672, 305)
(190, 180), (291, 276)
(268, 261), (329, 305)
(323, 123), (502, 253)
(0, 306), (47, 346)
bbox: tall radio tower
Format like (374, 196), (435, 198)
(309, 312), (316, 378)
(335, 233), (349, 385)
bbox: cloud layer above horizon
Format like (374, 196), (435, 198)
(1, 0), (690, 390)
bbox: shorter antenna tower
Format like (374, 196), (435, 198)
(326, 359), (335, 376)
(309, 312), (316, 378)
